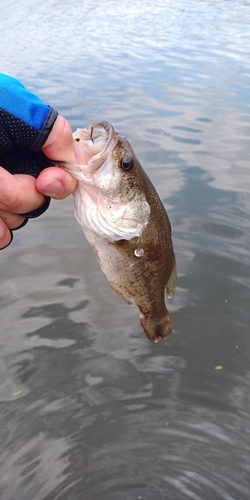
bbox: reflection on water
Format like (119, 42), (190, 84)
(1, 0), (250, 498)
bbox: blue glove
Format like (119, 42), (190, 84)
(0, 74), (59, 218)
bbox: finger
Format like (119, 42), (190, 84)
(0, 209), (26, 229)
(42, 116), (83, 163)
(0, 218), (13, 250)
(12, 218), (28, 231)
(36, 166), (77, 200)
(0, 167), (46, 214)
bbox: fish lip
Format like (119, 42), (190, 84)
(93, 120), (115, 156)
(88, 120), (118, 173)
(58, 121), (118, 176)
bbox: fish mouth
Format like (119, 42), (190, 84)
(76, 121), (114, 155)
(56, 121), (118, 177)
(74, 120), (118, 174)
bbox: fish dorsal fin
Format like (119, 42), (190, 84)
(166, 255), (177, 299)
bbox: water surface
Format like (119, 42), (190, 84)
(1, 1), (250, 499)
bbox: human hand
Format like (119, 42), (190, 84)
(0, 115), (90, 249)
(0, 74), (89, 249)
(0, 166), (78, 250)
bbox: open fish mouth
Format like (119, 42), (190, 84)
(73, 120), (118, 175)
(73, 121), (115, 156)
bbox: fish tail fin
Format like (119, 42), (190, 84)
(140, 310), (172, 343)
(166, 254), (177, 299)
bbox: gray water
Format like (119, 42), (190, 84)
(1, 1), (250, 498)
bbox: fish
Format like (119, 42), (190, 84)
(59, 121), (177, 342)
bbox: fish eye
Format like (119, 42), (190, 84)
(120, 156), (134, 172)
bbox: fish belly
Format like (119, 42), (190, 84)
(83, 225), (175, 342)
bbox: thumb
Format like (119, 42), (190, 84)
(42, 116), (85, 164)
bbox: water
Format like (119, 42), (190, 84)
(1, 0), (250, 498)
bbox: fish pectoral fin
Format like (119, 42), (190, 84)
(165, 255), (177, 299)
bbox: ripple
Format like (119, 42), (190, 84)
(1, 0), (250, 499)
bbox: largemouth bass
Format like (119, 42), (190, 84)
(60, 121), (177, 342)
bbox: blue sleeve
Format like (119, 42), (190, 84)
(0, 73), (58, 153)
(0, 75), (60, 223)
